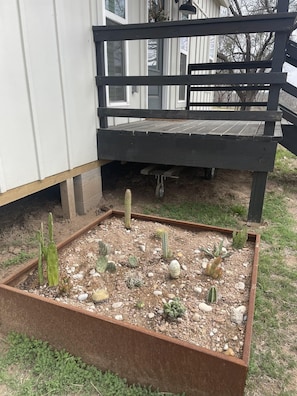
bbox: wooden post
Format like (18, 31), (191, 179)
(60, 178), (76, 219)
(247, 172), (268, 223)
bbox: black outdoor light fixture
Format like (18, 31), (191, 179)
(176, 0), (197, 15)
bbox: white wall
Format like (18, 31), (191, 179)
(0, 0), (147, 194)
(0, 0), (223, 196)
(0, 0), (102, 193)
(166, 0), (222, 110)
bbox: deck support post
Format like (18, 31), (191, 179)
(248, 171), (268, 223)
(60, 178), (76, 219)
(73, 167), (102, 215)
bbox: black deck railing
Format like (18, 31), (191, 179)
(93, 10), (297, 136)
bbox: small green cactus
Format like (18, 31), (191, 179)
(207, 286), (218, 303)
(232, 227), (248, 249)
(96, 255), (108, 273)
(163, 298), (186, 321)
(201, 240), (230, 259)
(127, 255), (139, 268)
(124, 189), (132, 229)
(126, 276), (143, 289)
(98, 240), (108, 256)
(135, 300), (145, 309)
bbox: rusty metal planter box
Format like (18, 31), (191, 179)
(0, 210), (259, 396)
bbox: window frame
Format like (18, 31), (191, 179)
(105, 1), (129, 106)
(178, 37), (189, 102)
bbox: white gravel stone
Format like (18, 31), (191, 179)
(147, 272), (154, 278)
(77, 293), (88, 302)
(112, 302), (123, 309)
(199, 302), (213, 313)
(148, 313), (155, 319)
(194, 286), (202, 294)
(153, 290), (162, 296)
(139, 244), (146, 252)
(235, 281), (245, 290)
(114, 315), (123, 321)
(230, 305), (247, 324)
(201, 259), (209, 269)
(192, 313), (201, 322)
(73, 273), (84, 280)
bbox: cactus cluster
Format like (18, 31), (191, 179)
(126, 275), (143, 289)
(163, 298), (186, 321)
(204, 256), (223, 279)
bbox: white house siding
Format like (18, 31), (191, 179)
(0, 0), (225, 204)
(166, 0), (223, 110)
(0, 0), (101, 194)
(0, 0), (148, 199)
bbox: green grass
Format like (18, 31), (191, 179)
(1, 150), (297, 395)
(0, 333), (180, 396)
(0, 252), (35, 269)
(143, 201), (245, 228)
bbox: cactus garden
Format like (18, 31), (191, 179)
(17, 205), (255, 360)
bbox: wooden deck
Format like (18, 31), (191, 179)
(102, 119), (282, 138)
(93, 3), (297, 222)
(97, 119), (282, 173)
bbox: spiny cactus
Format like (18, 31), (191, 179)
(126, 276), (143, 289)
(201, 240), (230, 259)
(232, 227), (248, 249)
(169, 259), (181, 279)
(204, 256), (223, 279)
(127, 255), (139, 268)
(207, 286), (218, 303)
(159, 229), (171, 259)
(163, 298), (186, 321)
(124, 188), (132, 229)
(36, 223), (45, 285)
(98, 240), (108, 256)
(96, 241), (109, 273)
(46, 212), (59, 286)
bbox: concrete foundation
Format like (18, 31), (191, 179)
(73, 166), (102, 215)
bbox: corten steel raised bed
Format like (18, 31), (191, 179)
(0, 210), (260, 396)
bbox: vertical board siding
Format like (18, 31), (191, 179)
(0, 0), (40, 192)
(187, 0), (221, 108)
(0, 0), (99, 191)
(54, 0), (98, 168)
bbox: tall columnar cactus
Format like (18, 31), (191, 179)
(124, 188), (132, 229)
(47, 212), (59, 286)
(37, 223), (45, 285)
(161, 230), (169, 259)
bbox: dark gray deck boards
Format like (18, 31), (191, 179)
(103, 119), (282, 139)
(97, 119), (282, 173)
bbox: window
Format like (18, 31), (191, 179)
(179, 37), (188, 101)
(209, 36), (215, 62)
(106, 19), (126, 102)
(105, 0), (125, 18)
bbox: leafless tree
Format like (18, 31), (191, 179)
(217, 0), (297, 107)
